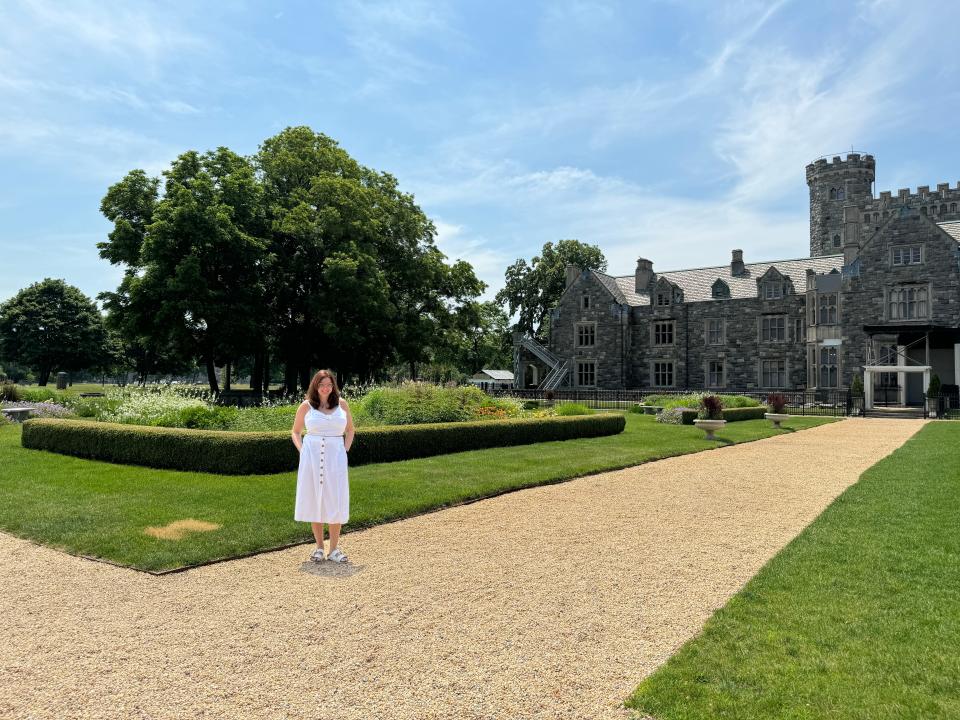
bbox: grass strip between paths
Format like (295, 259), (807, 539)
(627, 421), (960, 720)
(0, 414), (835, 572)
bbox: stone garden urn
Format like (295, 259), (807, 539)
(693, 418), (726, 440)
(765, 412), (790, 428)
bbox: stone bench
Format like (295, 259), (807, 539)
(1, 407), (32, 423)
(79, 392), (106, 398)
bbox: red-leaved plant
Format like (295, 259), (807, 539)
(766, 393), (788, 413)
(698, 394), (724, 420)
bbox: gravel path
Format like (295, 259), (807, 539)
(0, 418), (924, 720)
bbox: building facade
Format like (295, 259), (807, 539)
(518, 153), (960, 403)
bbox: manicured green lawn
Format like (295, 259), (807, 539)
(627, 421), (960, 720)
(0, 414), (834, 572)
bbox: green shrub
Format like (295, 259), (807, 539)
(554, 402), (595, 416)
(177, 405), (240, 430)
(359, 382), (491, 425)
(722, 407), (767, 422)
(851, 374), (864, 398)
(19, 387), (64, 403)
(927, 373), (942, 399)
(643, 393), (760, 410)
(628, 404), (646, 414)
(21, 414), (626, 474)
(0, 384), (21, 402)
(676, 406), (767, 424)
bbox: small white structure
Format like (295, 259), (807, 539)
(469, 369), (514, 391)
(863, 365), (931, 410)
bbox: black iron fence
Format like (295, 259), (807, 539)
(490, 388), (862, 417)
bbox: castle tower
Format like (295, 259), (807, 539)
(805, 153), (875, 257)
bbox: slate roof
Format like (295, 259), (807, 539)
(593, 255), (844, 307)
(937, 221), (960, 243)
(476, 369), (514, 381)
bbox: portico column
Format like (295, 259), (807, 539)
(923, 369), (930, 400)
(864, 369), (873, 410)
(897, 344), (906, 406)
(954, 343), (960, 386)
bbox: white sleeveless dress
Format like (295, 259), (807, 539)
(294, 404), (349, 524)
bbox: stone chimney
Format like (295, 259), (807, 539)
(565, 264), (581, 289)
(842, 205), (860, 265)
(731, 249), (745, 277)
(635, 258), (654, 292)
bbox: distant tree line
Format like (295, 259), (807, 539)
(1, 127), (510, 390)
(1, 126), (608, 390)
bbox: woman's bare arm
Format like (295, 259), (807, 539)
(291, 401), (310, 452)
(340, 398), (355, 452)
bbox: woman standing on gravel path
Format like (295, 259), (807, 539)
(291, 370), (355, 564)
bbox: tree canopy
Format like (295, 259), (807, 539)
(98, 126), (491, 392)
(496, 239), (606, 339)
(0, 279), (106, 386)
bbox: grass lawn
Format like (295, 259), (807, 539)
(0, 413), (835, 573)
(627, 421), (960, 720)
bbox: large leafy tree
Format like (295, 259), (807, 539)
(496, 239), (606, 338)
(433, 300), (511, 374)
(257, 126), (483, 389)
(0, 279), (106, 385)
(99, 150), (267, 392)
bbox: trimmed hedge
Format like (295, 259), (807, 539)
(20, 414), (626, 475)
(678, 406), (769, 425)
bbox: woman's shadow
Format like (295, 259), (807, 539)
(299, 561), (364, 578)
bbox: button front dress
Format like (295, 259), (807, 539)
(294, 404), (350, 524)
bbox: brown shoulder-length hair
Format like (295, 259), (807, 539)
(306, 370), (340, 410)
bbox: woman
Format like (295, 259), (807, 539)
(292, 370), (355, 563)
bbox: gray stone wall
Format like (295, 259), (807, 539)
(549, 272), (629, 388)
(837, 211), (960, 387)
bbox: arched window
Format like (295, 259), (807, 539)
(952, 203), (957, 213)
(941, 204), (948, 215)
(873, 213), (879, 222)
(829, 188), (837, 200)
(833, 234), (841, 247)
(837, 188), (845, 200)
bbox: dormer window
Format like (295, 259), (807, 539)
(655, 292), (670, 307)
(762, 282), (783, 300)
(711, 279), (730, 299)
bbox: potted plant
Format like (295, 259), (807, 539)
(765, 392), (790, 428)
(926, 373), (941, 418)
(693, 394), (726, 439)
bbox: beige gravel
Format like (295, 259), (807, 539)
(0, 418), (924, 720)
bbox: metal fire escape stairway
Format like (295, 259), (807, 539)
(513, 335), (570, 390)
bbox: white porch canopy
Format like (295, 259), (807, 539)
(863, 365), (931, 410)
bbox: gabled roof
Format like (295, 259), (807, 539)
(603, 255), (843, 306)
(937, 221), (960, 243)
(476, 369), (514, 381)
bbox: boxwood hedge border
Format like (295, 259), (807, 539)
(20, 414), (626, 475)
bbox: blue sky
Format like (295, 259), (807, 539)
(2, 0), (959, 305)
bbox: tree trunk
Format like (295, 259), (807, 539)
(224, 361), (232, 392)
(38, 365), (51, 386)
(251, 351), (263, 395)
(206, 356), (220, 394)
(284, 359), (298, 395)
(409, 360), (417, 381)
(299, 365), (310, 393)
(263, 352), (271, 394)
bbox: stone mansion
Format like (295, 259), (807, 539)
(516, 153), (960, 406)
